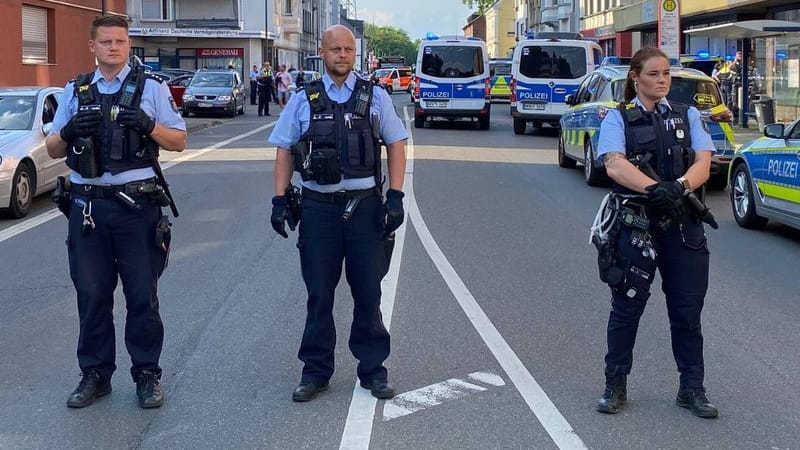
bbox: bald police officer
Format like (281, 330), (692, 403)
(268, 25), (408, 402)
(46, 15), (186, 409)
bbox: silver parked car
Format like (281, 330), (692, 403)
(0, 86), (67, 218)
(181, 69), (246, 118)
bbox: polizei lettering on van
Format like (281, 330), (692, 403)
(422, 91), (450, 98)
(517, 91), (548, 100)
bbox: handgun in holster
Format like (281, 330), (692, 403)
(51, 176), (72, 218)
(285, 183), (302, 231)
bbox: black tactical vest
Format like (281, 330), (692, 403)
(291, 77), (380, 180)
(613, 101), (694, 194)
(65, 68), (159, 176)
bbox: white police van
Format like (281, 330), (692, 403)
(511, 32), (602, 134)
(413, 34), (491, 129)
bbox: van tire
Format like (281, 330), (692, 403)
(414, 114), (425, 128)
(478, 115), (490, 130)
(513, 118), (526, 135)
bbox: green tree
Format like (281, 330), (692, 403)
(461, 0), (495, 14)
(365, 24), (418, 68)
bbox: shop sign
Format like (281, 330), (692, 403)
(596, 25), (615, 39)
(130, 28), (265, 39)
(197, 48), (244, 57)
(658, 0), (680, 60)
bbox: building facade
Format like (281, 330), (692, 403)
(463, 13), (487, 41)
(1, 0), (126, 87)
(485, 0), (516, 58)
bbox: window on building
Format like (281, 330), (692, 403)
(142, 0), (174, 21)
(285, 0), (293, 15)
(22, 5), (49, 64)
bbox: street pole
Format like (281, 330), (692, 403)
(101, 0), (106, 15)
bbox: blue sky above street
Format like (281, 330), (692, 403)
(356, 0), (474, 40)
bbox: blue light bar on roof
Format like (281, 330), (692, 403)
(697, 51), (710, 59)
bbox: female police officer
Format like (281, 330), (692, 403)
(594, 47), (718, 418)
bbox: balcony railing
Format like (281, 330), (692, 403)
(175, 19), (240, 29)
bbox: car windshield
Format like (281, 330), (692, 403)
(373, 69), (392, 78)
(0, 95), (35, 130)
(519, 45), (587, 79)
(421, 46), (484, 78)
(490, 63), (512, 76)
(190, 74), (233, 87)
(668, 77), (723, 110)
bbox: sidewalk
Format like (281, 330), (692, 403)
(731, 122), (762, 150)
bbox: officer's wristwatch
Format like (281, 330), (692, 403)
(676, 176), (692, 195)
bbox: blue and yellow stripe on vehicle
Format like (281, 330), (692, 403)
(490, 76), (511, 98)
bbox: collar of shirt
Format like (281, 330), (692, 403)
(90, 65), (131, 94)
(321, 72), (356, 102)
(633, 96), (672, 113)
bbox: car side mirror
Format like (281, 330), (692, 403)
(565, 94), (575, 105)
(764, 123), (784, 139)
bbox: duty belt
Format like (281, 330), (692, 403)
(70, 178), (158, 198)
(301, 187), (378, 204)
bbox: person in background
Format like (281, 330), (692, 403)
(249, 64), (260, 105)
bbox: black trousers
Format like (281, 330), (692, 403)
(296, 194), (390, 384)
(257, 88), (270, 116)
(67, 195), (165, 382)
(250, 80), (258, 104)
(604, 217), (709, 389)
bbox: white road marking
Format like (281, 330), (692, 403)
(382, 374), (496, 421)
(468, 371), (506, 387)
(402, 109), (587, 450)
(0, 122), (275, 244)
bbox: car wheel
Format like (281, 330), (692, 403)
(414, 114), (425, 128)
(557, 131), (577, 168)
(229, 100), (237, 118)
(6, 163), (34, 219)
(730, 164), (768, 229)
(239, 101), (245, 115)
(181, 109), (190, 118)
(513, 118), (526, 135)
(478, 115), (490, 130)
(584, 139), (610, 187)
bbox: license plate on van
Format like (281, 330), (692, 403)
(425, 100), (449, 108)
(522, 102), (545, 110)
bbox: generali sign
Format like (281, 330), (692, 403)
(196, 48), (244, 57)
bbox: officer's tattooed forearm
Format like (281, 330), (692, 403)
(603, 152), (626, 169)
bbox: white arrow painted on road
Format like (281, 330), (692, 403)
(382, 371), (506, 421)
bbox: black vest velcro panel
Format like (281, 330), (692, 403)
(613, 101), (693, 193)
(293, 78), (379, 179)
(65, 69), (159, 176)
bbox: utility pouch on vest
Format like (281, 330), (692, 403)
(309, 147), (342, 185)
(73, 105), (102, 178)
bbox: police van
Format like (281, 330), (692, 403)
(511, 32), (602, 134)
(489, 58), (512, 101)
(413, 34), (491, 129)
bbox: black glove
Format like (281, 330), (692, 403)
(117, 107), (156, 135)
(60, 108), (102, 142)
(384, 189), (405, 236)
(271, 195), (289, 238)
(646, 181), (687, 218)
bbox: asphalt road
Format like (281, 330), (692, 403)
(0, 97), (798, 449)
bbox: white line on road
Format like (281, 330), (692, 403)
(401, 108), (587, 450)
(0, 122), (275, 244)
(382, 372), (501, 421)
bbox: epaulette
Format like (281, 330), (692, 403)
(146, 72), (167, 84)
(618, 102), (644, 122)
(304, 79), (326, 114)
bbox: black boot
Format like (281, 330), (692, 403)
(676, 388), (718, 418)
(596, 376), (627, 414)
(135, 370), (164, 409)
(66, 371), (112, 408)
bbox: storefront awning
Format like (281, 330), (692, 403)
(683, 20), (800, 39)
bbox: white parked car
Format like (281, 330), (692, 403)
(0, 86), (67, 218)
(288, 70), (322, 96)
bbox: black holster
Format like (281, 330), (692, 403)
(51, 176), (72, 218)
(286, 183), (302, 230)
(154, 215), (172, 277)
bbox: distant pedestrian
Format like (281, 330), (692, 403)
(249, 64), (260, 105)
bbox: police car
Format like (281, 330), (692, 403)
(413, 34), (491, 129)
(511, 32), (602, 134)
(489, 58), (512, 101)
(729, 119), (800, 230)
(558, 64), (736, 189)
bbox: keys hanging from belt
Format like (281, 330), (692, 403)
(81, 201), (95, 234)
(341, 196), (361, 221)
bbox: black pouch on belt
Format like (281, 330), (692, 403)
(51, 176), (72, 218)
(154, 215), (172, 277)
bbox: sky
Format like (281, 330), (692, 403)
(355, 0), (475, 41)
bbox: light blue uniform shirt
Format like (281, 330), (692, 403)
(50, 65), (186, 185)
(268, 72), (408, 193)
(597, 97), (714, 161)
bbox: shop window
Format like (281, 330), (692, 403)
(142, 0), (174, 21)
(22, 5), (49, 64)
